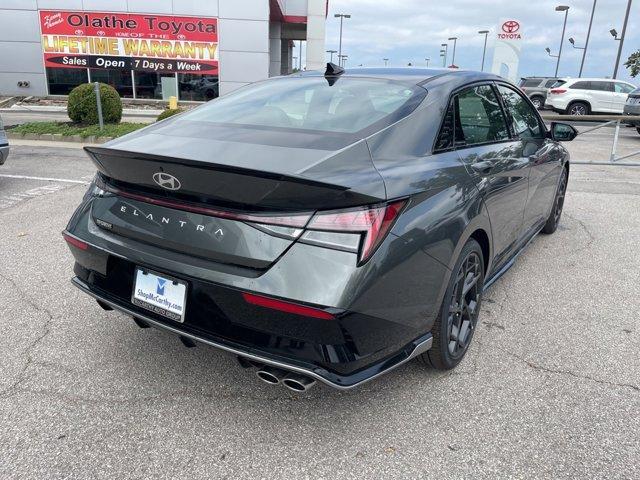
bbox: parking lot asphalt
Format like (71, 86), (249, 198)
(0, 134), (639, 479)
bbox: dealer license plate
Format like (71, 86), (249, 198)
(131, 268), (187, 322)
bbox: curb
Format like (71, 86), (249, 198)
(6, 131), (113, 144)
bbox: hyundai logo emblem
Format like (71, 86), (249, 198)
(153, 172), (181, 191)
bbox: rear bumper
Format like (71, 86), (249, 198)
(71, 275), (432, 390)
(64, 188), (449, 388)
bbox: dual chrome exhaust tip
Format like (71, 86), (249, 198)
(237, 357), (317, 392)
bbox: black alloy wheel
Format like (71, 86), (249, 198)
(423, 239), (484, 370)
(542, 168), (568, 234)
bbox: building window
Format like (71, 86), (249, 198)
(134, 72), (177, 100)
(46, 67), (88, 95)
(178, 74), (219, 101)
(89, 69), (134, 98)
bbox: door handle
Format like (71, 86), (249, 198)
(470, 161), (493, 175)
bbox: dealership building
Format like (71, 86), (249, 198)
(0, 0), (327, 101)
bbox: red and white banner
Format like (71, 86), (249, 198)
(39, 10), (219, 74)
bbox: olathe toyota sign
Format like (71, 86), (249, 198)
(0, 0), (328, 101)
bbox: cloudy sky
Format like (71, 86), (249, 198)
(321, 0), (639, 83)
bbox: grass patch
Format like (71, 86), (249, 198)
(10, 121), (147, 138)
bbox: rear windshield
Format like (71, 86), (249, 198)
(178, 77), (425, 134)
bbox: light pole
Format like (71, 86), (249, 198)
(441, 43), (448, 67)
(573, 0), (597, 78)
(478, 30), (489, 71)
(554, 6), (570, 77)
(326, 49), (337, 63)
(612, 0), (632, 79)
(334, 13), (351, 62)
(448, 37), (458, 67)
(292, 56), (298, 71)
(383, 58), (389, 67)
(425, 58), (430, 67)
(339, 54), (348, 67)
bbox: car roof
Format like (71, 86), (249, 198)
(297, 67), (503, 86)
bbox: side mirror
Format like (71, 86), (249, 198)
(550, 122), (578, 142)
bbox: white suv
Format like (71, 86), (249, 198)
(545, 78), (636, 115)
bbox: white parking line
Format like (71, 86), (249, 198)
(0, 174), (89, 184)
(0, 184), (67, 210)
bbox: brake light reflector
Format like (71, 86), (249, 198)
(63, 232), (88, 251)
(550, 89), (567, 94)
(242, 292), (335, 320)
(305, 200), (407, 263)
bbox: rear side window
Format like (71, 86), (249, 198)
(591, 81), (613, 92)
(544, 79), (559, 88)
(435, 84), (509, 150)
(496, 85), (544, 140)
(570, 81), (592, 90)
(522, 79), (542, 88)
(456, 85), (510, 146)
(550, 80), (566, 88)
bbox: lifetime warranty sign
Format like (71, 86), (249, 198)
(39, 11), (219, 74)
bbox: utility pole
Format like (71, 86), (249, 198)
(613, 0), (632, 79)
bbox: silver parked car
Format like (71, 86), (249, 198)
(623, 87), (640, 135)
(517, 77), (562, 109)
(0, 114), (9, 165)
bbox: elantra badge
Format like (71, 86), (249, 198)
(153, 172), (181, 191)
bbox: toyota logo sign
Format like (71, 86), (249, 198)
(498, 20), (522, 40)
(153, 172), (181, 191)
(502, 21), (520, 34)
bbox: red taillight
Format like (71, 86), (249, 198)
(63, 232), (88, 251)
(550, 89), (567, 94)
(304, 200), (407, 263)
(242, 292), (335, 320)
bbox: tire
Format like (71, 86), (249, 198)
(542, 167), (568, 235)
(422, 239), (485, 370)
(567, 101), (589, 116)
(530, 96), (544, 110)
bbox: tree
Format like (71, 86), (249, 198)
(625, 50), (640, 78)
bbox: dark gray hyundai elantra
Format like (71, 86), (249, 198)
(64, 65), (576, 391)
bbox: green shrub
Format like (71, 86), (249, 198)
(156, 108), (184, 121)
(67, 83), (122, 125)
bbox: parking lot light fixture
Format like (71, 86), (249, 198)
(576, 0), (597, 78)
(448, 37), (458, 67)
(425, 58), (430, 67)
(478, 30), (489, 71)
(554, 5), (570, 77)
(613, 0), (632, 79)
(334, 13), (351, 61)
(383, 58), (389, 67)
(441, 43), (448, 67)
(326, 49), (337, 63)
